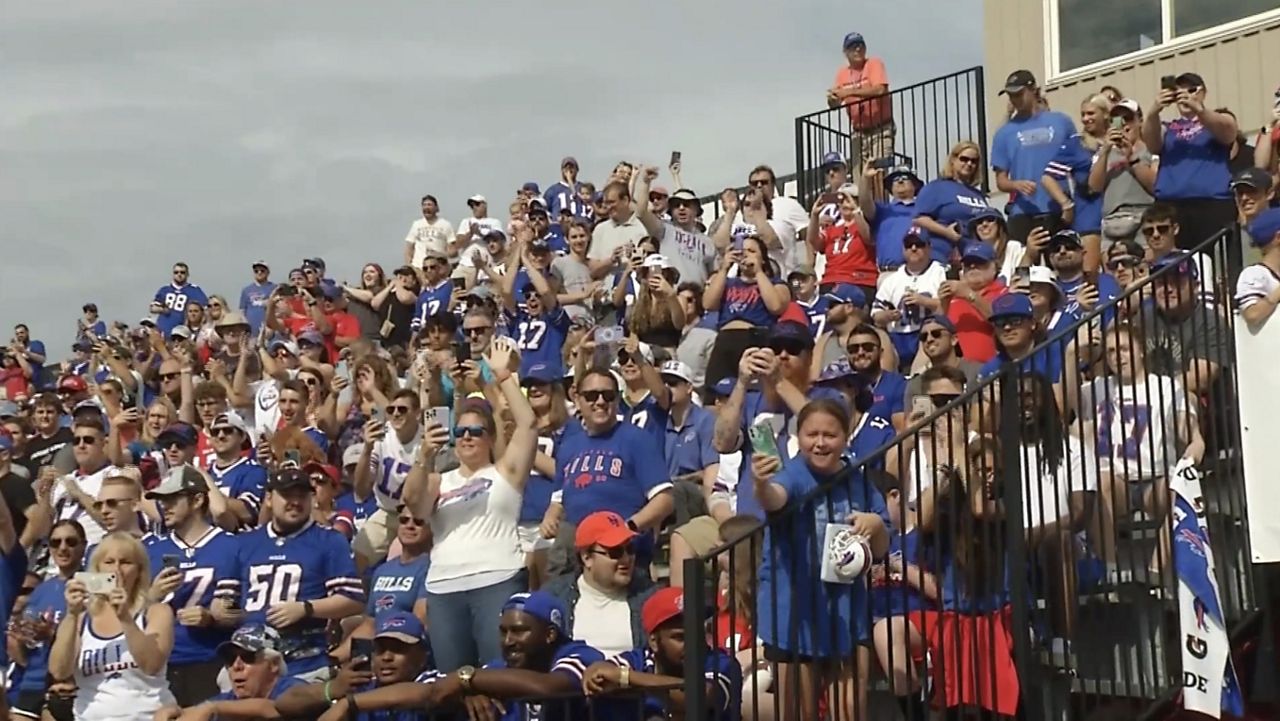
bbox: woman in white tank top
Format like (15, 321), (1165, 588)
(404, 337), (539, 672)
(48, 531), (176, 721)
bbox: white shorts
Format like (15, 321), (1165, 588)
(517, 524), (553, 553)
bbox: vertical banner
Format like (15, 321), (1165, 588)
(1235, 317), (1280, 562)
(1170, 462), (1244, 719)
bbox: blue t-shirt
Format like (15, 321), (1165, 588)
(0, 545), (27, 667)
(367, 554), (430, 617)
(1154, 116), (1232, 201)
(147, 528), (241, 666)
(866, 370), (907, 421)
(208, 458), (268, 526)
(555, 421), (671, 526)
(870, 527), (929, 620)
(208, 674), (306, 702)
(717, 278), (778, 327)
(23, 340), (49, 390)
(607, 646), (742, 721)
(665, 405), (718, 479)
(152, 283), (209, 336)
(239, 281), (277, 333)
(1058, 272), (1121, 324)
(913, 180), (990, 264)
(757, 458), (889, 657)
(335, 490), (379, 533)
(871, 199), (919, 269)
(522, 428), (565, 524)
(731, 389), (787, 520)
(622, 392), (669, 453)
(508, 306), (571, 377)
(544, 182), (585, 218)
(1044, 134), (1104, 233)
(980, 346), (1063, 384)
(797, 297), (830, 338)
(990, 110), (1078, 216)
(216, 521), (364, 675)
(848, 413), (896, 465)
(17, 576), (66, 694)
(412, 281), (454, 331)
(482, 640), (603, 721)
(343, 673), (442, 721)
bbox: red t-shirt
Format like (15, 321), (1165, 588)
(819, 221), (877, 287)
(326, 311), (360, 361)
(946, 281), (1007, 364)
(0, 367), (29, 401)
(714, 587), (755, 652)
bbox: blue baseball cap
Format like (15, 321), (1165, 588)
(960, 243), (997, 263)
(768, 320), (815, 350)
(1047, 229), (1084, 249)
(842, 32), (866, 49)
(521, 362), (563, 386)
(988, 293), (1034, 322)
(712, 377), (737, 397)
(0, 435), (13, 453)
(375, 610), (427, 645)
(1151, 250), (1199, 279)
(966, 207), (1006, 232)
(502, 591), (567, 635)
(815, 357), (857, 385)
(820, 151), (846, 169)
(157, 422), (198, 448)
(806, 386), (850, 407)
(920, 314), (956, 335)
(522, 181), (541, 194)
(216, 623), (281, 658)
(823, 283), (867, 308)
(1247, 208), (1280, 248)
(0, 401), (18, 420)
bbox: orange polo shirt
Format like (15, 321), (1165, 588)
(834, 58), (891, 130)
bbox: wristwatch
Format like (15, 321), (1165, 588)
(457, 665), (477, 693)
(302, 600), (315, 618)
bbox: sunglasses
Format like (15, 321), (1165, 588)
(1050, 243), (1080, 254)
(929, 393), (961, 406)
(274, 350), (292, 358)
(159, 372), (181, 382)
(386, 405), (412, 417)
(956, 155), (980, 165)
(847, 342), (879, 354)
(160, 440), (190, 450)
(1106, 256), (1141, 270)
(919, 328), (949, 340)
(1141, 224), (1173, 238)
(749, 179), (771, 188)
(669, 200), (698, 210)
(661, 376), (688, 388)
(310, 476), (331, 488)
(592, 544), (636, 560)
(423, 263), (442, 272)
(72, 435), (100, 446)
(580, 389), (619, 404)
(768, 340), (808, 356)
(210, 427), (238, 438)
(452, 425), (487, 439)
(397, 515), (426, 528)
(463, 326), (491, 337)
(49, 537), (81, 549)
(993, 316), (1029, 330)
(221, 649), (259, 666)
(903, 240), (929, 250)
(93, 498), (134, 510)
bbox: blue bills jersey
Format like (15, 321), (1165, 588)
(147, 527), (241, 666)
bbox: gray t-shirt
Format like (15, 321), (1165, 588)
(551, 255), (595, 322)
(1141, 304), (1227, 376)
(659, 222), (717, 287)
(1101, 146), (1155, 215)
(675, 325), (716, 388)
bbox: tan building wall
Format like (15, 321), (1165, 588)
(983, 4), (1280, 146)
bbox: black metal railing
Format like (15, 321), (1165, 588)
(793, 66), (989, 206)
(681, 226), (1257, 721)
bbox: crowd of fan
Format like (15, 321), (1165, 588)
(0, 37), (1279, 721)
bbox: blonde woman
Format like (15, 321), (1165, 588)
(108, 397), (176, 467)
(49, 532), (175, 720)
(914, 141), (991, 265)
(1043, 93), (1112, 273)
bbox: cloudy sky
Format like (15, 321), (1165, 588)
(1, 1), (980, 352)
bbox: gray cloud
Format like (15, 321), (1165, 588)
(1, 0), (981, 352)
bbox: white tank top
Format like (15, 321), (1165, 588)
(73, 609), (175, 721)
(427, 464), (524, 594)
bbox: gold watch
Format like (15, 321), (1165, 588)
(457, 665), (477, 693)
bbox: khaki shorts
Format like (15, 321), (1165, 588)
(673, 515), (722, 558)
(851, 121), (897, 169)
(353, 507), (400, 563)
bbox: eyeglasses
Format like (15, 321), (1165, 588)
(208, 302), (223, 309)
(72, 435), (100, 446)
(919, 328), (949, 340)
(93, 498), (134, 510)
(1106, 256), (1141, 271)
(159, 372), (181, 382)
(847, 342), (879, 355)
(397, 515), (426, 528)
(210, 427), (238, 438)
(49, 537), (81, 549)
(956, 155), (980, 165)
(648, 193), (668, 201)
(592, 544), (636, 560)
(221, 649), (258, 666)
(452, 425), (487, 439)
(1142, 224), (1173, 238)
(386, 405), (412, 417)
(580, 389), (619, 404)
(463, 326), (492, 337)
(749, 179), (771, 188)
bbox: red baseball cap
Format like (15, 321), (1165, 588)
(573, 511), (637, 551)
(303, 461), (339, 486)
(642, 587), (685, 634)
(57, 375), (88, 393)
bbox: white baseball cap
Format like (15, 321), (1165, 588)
(659, 360), (694, 384)
(836, 182), (860, 198)
(641, 254), (674, 270)
(467, 194), (487, 206)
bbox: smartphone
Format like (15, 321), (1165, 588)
(1028, 213), (1060, 237)
(748, 421), (781, 459)
(1012, 266), (1031, 284)
(452, 339), (471, 363)
(428, 406), (451, 429)
(911, 395), (935, 418)
(593, 325), (625, 346)
(162, 554), (181, 571)
(1160, 74), (1177, 91)
(451, 277), (466, 290)
(369, 406), (383, 424)
(669, 150), (681, 167)
(871, 156), (897, 170)
(1110, 115), (1125, 131)
(74, 572), (116, 596)
(818, 192), (837, 206)
(350, 638), (375, 669)
(283, 449), (301, 468)
(945, 266), (961, 282)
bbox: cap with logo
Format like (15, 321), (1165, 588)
(520, 362), (563, 386)
(267, 468), (312, 492)
(157, 423), (198, 448)
(1027, 266), (1059, 286)
(303, 257), (326, 272)
(58, 375), (89, 393)
(501, 591), (567, 635)
(1247, 208), (1280, 248)
(146, 465), (206, 499)
(1110, 98), (1141, 117)
(521, 181), (541, 194)
(574, 511), (638, 550)
(820, 151), (846, 170)
(960, 243), (997, 264)
(659, 360), (694, 385)
(210, 411), (249, 437)
(884, 166), (922, 190)
(842, 32), (865, 49)
(768, 320), (817, 350)
(966, 207), (1007, 233)
(1151, 250), (1200, 278)
(815, 357), (858, 385)
(641, 254), (674, 270)
(1048, 229), (1084, 249)
(561, 156), (579, 169)
(1232, 167), (1274, 192)
(297, 330), (325, 346)
(998, 69), (1037, 95)
(216, 623), (281, 660)
(374, 610), (428, 645)
(823, 283), (867, 308)
(267, 339), (299, 356)
(988, 293), (1035, 322)
(170, 326), (193, 340)
(642, 587), (688, 634)
(467, 194), (487, 207)
(252, 260), (270, 270)
(712, 377), (738, 398)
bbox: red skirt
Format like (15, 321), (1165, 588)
(918, 606), (1020, 716)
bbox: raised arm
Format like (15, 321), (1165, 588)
(487, 339), (539, 487)
(633, 166), (667, 239)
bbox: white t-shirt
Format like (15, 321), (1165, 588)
(1078, 373), (1193, 481)
(427, 464), (524, 593)
(1018, 434), (1097, 530)
(368, 427), (423, 511)
(53, 464), (121, 548)
(1234, 262), (1280, 311)
(659, 223), (717, 287)
(406, 217), (456, 267)
(732, 196), (811, 275)
(873, 262), (948, 335)
(589, 215), (649, 262)
(996, 241), (1027, 284)
(457, 216), (503, 242)
(572, 576), (635, 658)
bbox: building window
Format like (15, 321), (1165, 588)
(1052, 0), (1280, 76)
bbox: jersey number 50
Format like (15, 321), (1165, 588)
(245, 563), (303, 612)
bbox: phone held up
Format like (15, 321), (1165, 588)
(75, 572), (116, 596)
(669, 150), (681, 167)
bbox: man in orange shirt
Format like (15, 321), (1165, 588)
(828, 32), (893, 173)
